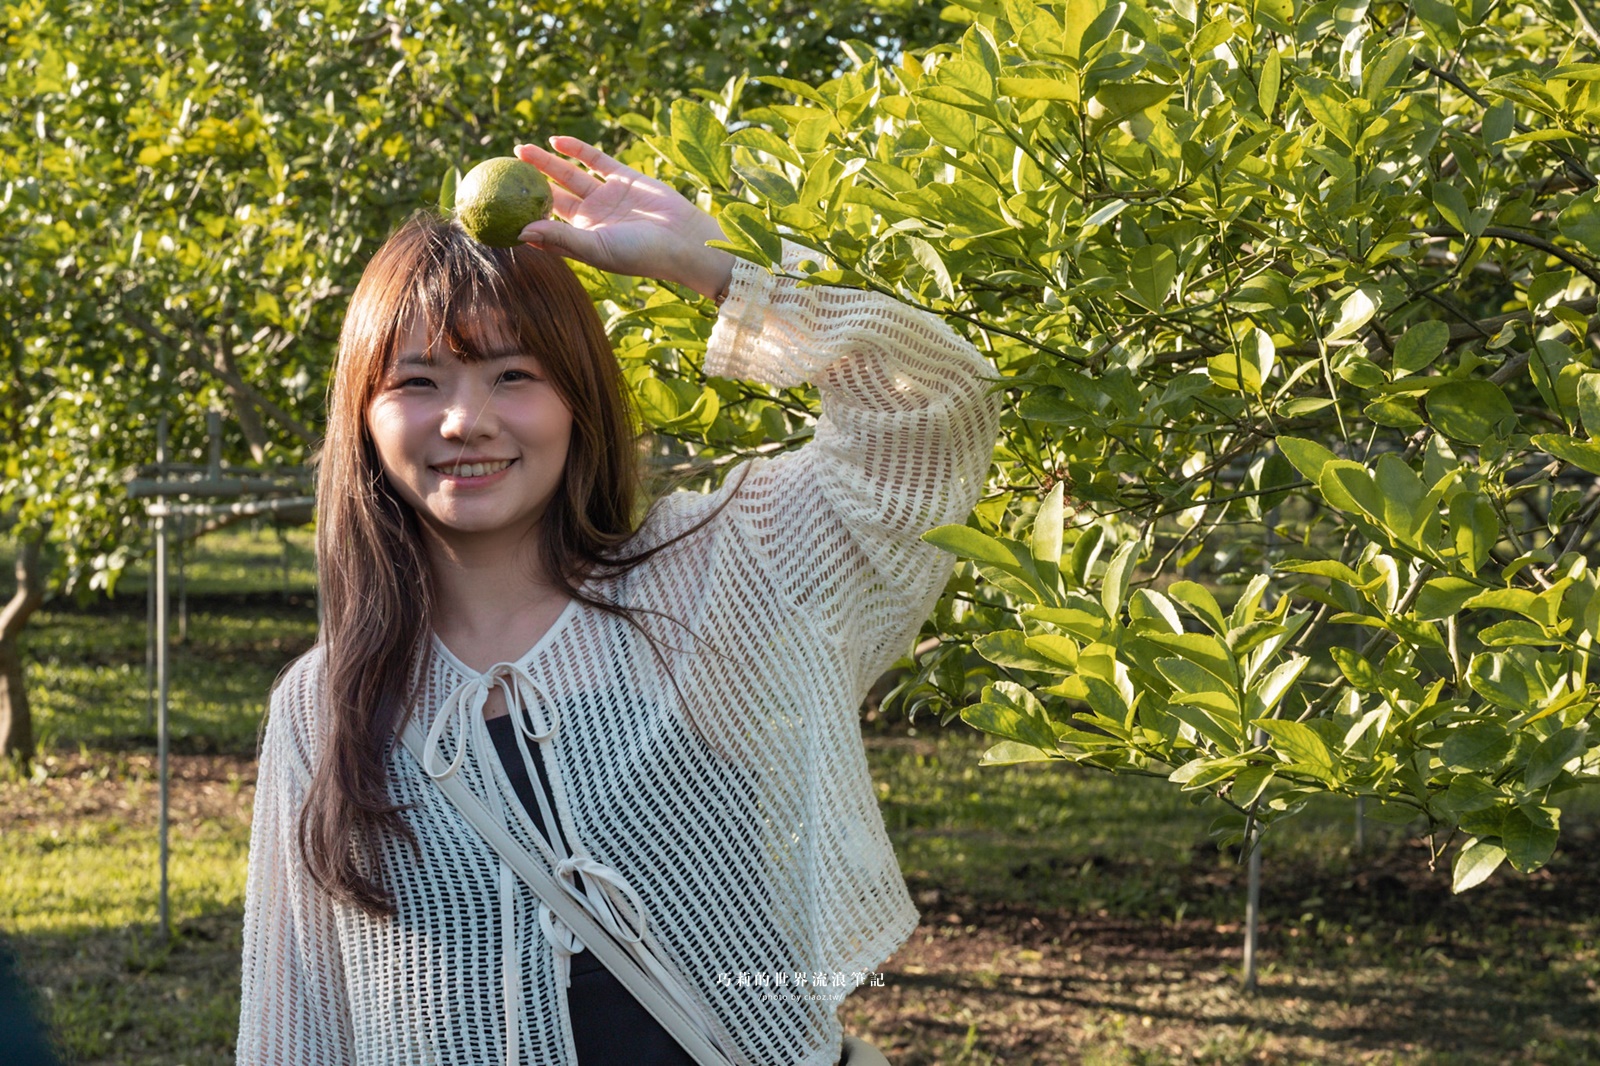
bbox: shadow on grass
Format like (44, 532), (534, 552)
(12, 906), (244, 1066)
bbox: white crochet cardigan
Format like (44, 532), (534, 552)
(237, 243), (1001, 1066)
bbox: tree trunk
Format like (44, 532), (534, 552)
(0, 535), (47, 763)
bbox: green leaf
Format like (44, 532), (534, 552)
(1275, 436), (1340, 483)
(1533, 433), (1600, 475)
(997, 76), (1077, 101)
(1323, 286), (1379, 343)
(438, 165), (461, 214)
(1463, 587), (1556, 627)
(1297, 76), (1355, 147)
(1128, 245), (1177, 309)
(1415, 576), (1481, 620)
(1278, 559), (1362, 584)
(1558, 193), (1600, 257)
(1427, 380), (1518, 445)
(1442, 723), (1514, 771)
(1449, 494), (1500, 571)
(724, 127), (803, 168)
(1094, 82), (1176, 122)
(962, 682), (1059, 751)
(1330, 647), (1382, 691)
(1319, 461), (1384, 523)
(907, 235), (957, 302)
(1231, 765), (1275, 806)
(1256, 719), (1338, 782)
(1068, 526), (1106, 588)
(1247, 656), (1309, 719)
(1128, 588), (1183, 634)
(1502, 806), (1559, 873)
(1375, 454), (1425, 539)
(713, 202), (783, 265)
(1258, 48), (1282, 115)
(975, 630), (1072, 674)
(1433, 183), (1474, 236)
(1208, 329), (1274, 394)
(1167, 581), (1228, 634)
(1579, 374), (1600, 439)
(1441, 774), (1503, 813)
(1101, 540), (1139, 619)
(1032, 482), (1066, 566)
(923, 524), (1017, 569)
(1467, 653), (1531, 710)
(1393, 321), (1449, 375)
(1452, 838), (1506, 892)
(671, 98), (733, 189)
(1158, 656), (1238, 710)
(1525, 726), (1588, 789)
(979, 741), (1060, 765)
(914, 94), (978, 149)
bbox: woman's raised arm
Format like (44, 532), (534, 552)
(699, 241), (1001, 691)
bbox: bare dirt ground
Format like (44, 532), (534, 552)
(7, 753), (1600, 1065)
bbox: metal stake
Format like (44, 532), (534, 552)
(1242, 724), (1267, 992)
(155, 415), (170, 942)
(1243, 830), (1262, 992)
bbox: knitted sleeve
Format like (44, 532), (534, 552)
(702, 240), (1001, 691)
(236, 654), (356, 1065)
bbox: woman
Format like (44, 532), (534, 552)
(237, 136), (999, 1066)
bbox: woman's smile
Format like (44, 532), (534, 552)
(432, 456), (518, 483)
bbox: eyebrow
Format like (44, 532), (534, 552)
(392, 348), (529, 368)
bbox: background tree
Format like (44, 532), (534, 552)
(638, 0), (1600, 891)
(0, 0), (947, 760)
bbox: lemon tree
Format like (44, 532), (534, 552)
(0, 0), (947, 759)
(638, 0), (1600, 891)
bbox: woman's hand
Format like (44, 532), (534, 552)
(514, 136), (734, 302)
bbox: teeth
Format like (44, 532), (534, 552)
(439, 459), (513, 478)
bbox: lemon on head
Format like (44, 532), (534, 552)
(452, 157), (551, 248)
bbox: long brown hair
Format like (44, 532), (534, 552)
(301, 212), (680, 916)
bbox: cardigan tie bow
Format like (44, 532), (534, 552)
(422, 662), (559, 782)
(557, 853), (650, 946)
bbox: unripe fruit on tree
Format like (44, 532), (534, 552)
(452, 157), (552, 248)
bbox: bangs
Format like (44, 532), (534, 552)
(388, 237), (525, 368)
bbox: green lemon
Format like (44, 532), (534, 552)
(452, 157), (551, 248)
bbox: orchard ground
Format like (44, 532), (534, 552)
(2, 529), (1598, 1065)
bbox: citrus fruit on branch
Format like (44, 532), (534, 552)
(451, 157), (551, 247)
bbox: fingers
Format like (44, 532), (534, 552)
(545, 185), (583, 222)
(517, 218), (605, 267)
(545, 135), (639, 182)
(514, 142), (602, 199)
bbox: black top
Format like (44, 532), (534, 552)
(485, 713), (697, 1066)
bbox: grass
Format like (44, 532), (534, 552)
(16, 525), (319, 755)
(3, 527), (1600, 1062)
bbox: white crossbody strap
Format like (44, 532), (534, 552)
(400, 719), (743, 1066)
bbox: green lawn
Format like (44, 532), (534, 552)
(3, 527), (1599, 1063)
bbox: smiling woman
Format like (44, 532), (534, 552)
(366, 332), (575, 568)
(238, 137), (1000, 1066)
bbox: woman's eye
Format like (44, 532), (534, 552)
(397, 376), (435, 389)
(499, 368), (538, 383)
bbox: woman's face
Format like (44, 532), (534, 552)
(366, 316), (574, 557)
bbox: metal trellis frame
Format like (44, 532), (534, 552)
(126, 411), (312, 940)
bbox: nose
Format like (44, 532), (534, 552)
(439, 378), (498, 442)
